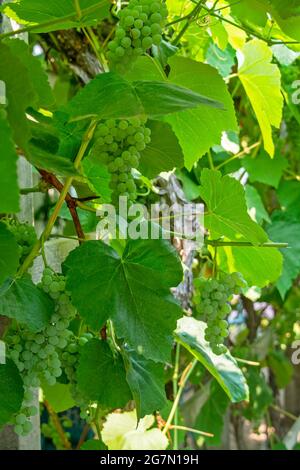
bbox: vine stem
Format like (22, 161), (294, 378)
(162, 228), (288, 248)
(16, 120), (97, 278)
(44, 400), (72, 450)
(162, 359), (197, 437)
(171, 0), (205, 45)
(172, 343), (181, 450)
(0, 1), (108, 40)
(270, 404), (298, 422)
(215, 141), (261, 170)
(169, 425), (213, 438)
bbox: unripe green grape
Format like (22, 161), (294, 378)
(136, 141), (146, 151)
(141, 25), (151, 36)
(131, 28), (141, 39)
(152, 34), (162, 45)
(124, 15), (135, 27)
(151, 22), (162, 34)
(134, 19), (143, 29)
(132, 38), (142, 48)
(115, 46), (125, 57)
(150, 12), (162, 23)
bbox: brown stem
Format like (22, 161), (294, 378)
(44, 400), (72, 450)
(76, 423), (90, 450)
(39, 170), (85, 243)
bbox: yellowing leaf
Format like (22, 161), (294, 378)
(102, 410), (169, 450)
(238, 39), (283, 156)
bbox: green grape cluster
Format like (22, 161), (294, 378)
(193, 272), (247, 355)
(7, 269), (76, 435)
(60, 333), (93, 422)
(11, 389), (37, 437)
(3, 219), (37, 263)
(42, 416), (72, 450)
(108, 0), (168, 72)
(93, 117), (151, 205)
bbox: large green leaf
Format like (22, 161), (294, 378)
(27, 141), (78, 177)
(3, 39), (54, 108)
(0, 276), (54, 332)
(175, 317), (249, 403)
(195, 380), (229, 446)
(77, 339), (132, 409)
(63, 72), (222, 123)
(0, 42), (36, 147)
(124, 56), (237, 169)
(218, 243), (283, 288)
(165, 56), (238, 169)
(82, 154), (112, 203)
(41, 382), (75, 413)
(122, 348), (167, 420)
(64, 239), (183, 362)
(243, 149), (288, 188)
(0, 359), (24, 426)
(0, 110), (19, 213)
(231, 0), (268, 28)
(242, 367), (273, 422)
(267, 212), (300, 298)
(139, 120), (184, 178)
(3, 0), (110, 32)
(199, 169), (267, 244)
(238, 39), (283, 156)
(0, 222), (19, 286)
(245, 185), (271, 224)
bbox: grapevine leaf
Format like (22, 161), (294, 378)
(0, 110), (19, 213)
(139, 120), (184, 178)
(175, 317), (249, 403)
(218, 243), (283, 288)
(82, 155), (112, 203)
(243, 150), (288, 188)
(0, 42), (36, 147)
(268, 350), (293, 389)
(2, 0), (110, 33)
(102, 410), (169, 450)
(81, 440), (107, 450)
(245, 185), (271, 224)
(122, 348), (167, 420)
(199, 169), (267, 244)
(0, 276), (54, 332)
(231, 0), (268, 28)
(41, 382), (75, 413)
(238, 39), (283, 157)
(0, 222), (20, 286)
(3, 39), (54, 108)
(76, 339), (132, 409)
(64, 239), (183, 362)
(62, 72), (222, 123)
(165, 56), (238, 169)
(267, 212), (300, 298)
(133, 80), (223, 117)
(27, 142), (78, 177)
(242, 367), (273, 422)
(194, 381), (230, 446)
(124, 56), (237, 169)
(0, 359), (24, 426)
